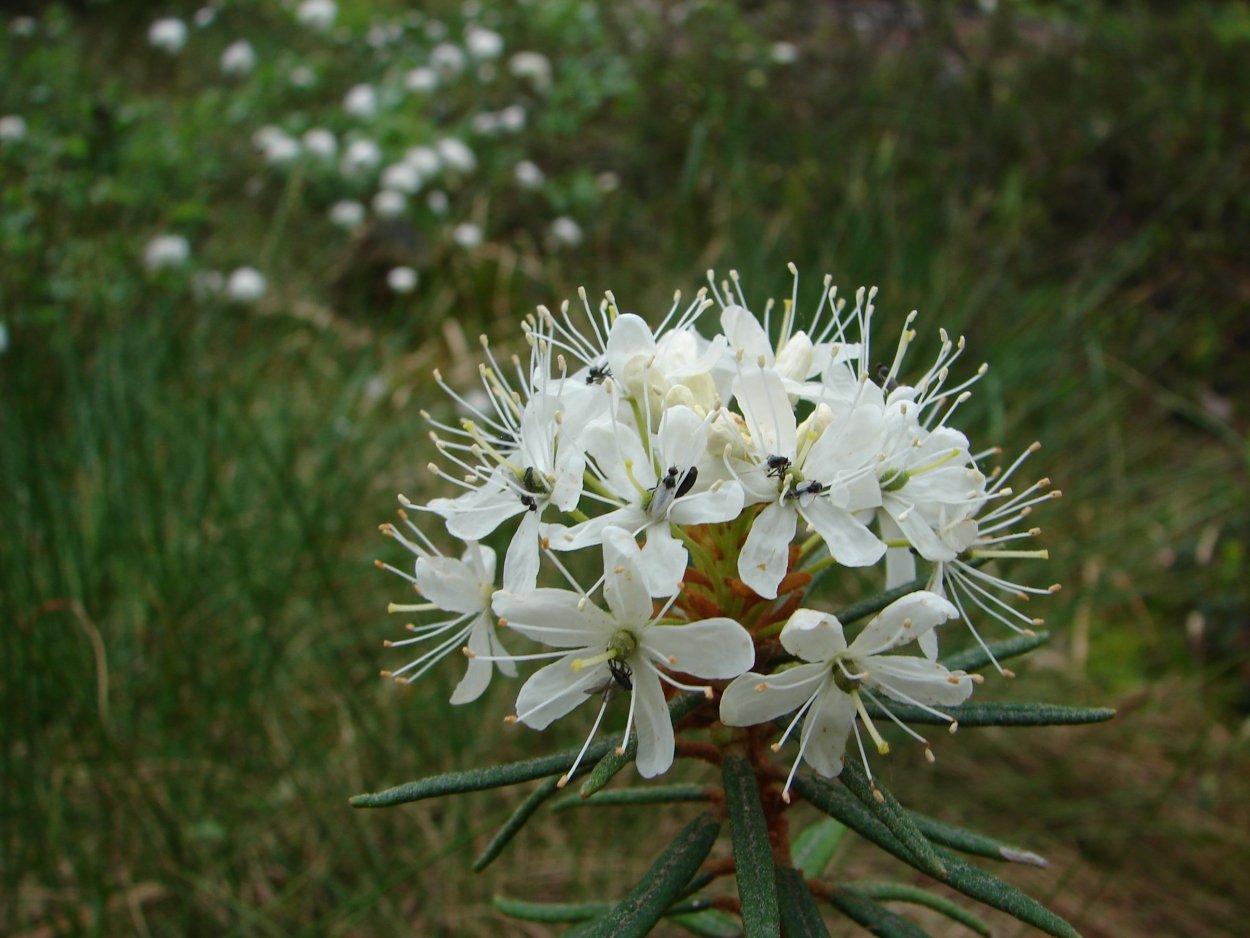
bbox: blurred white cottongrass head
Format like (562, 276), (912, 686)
(548, 216), (583, 248)
(143, 234), (190, 271)
(436, 137), (476, 174)
(0, 115), (27, 143)
(465, 25), (504, 60)
(514, 160), (545, 190)
(430, 42), (466, 76)
(387, 266), (418, 294)
(295, 0), (337, 31)
(381, 161), (422, 194)
(373, 189), (408, 219)
(220, 40), (257, 76)
(343, 84), (378, 120)
(329, 199), (366, 228)
(508, 51), (552, 91)
(452, 222), (483, 248)
(148, 18), (188, 54)
(226, 267), (267, 302)
(341, 138), (382, 176)
(404, 67), (439, 93)
(301, 127), (337, 159)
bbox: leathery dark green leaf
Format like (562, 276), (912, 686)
(843, 882), (990, 936)
(906, 811), (1048, 867)
(582, 812), (722, 938)
(721, 756), (779, 937)
(827, 886), (933, 937)
(579, 692), (708, 797)
(858, 699), (1116, 727)
(838, 760), (947, 880)
(939, 630), (1051, 672)
(552, 783), (711, 812)
(774, 867), (830, 936)
(791, 818), (847, 879)
(473, 774), (562, 872)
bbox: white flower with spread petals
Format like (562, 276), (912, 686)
(377, 518), (514, 704)
(545, 404), (744, 596)
(720, 591), (974, 798)
(492, 529), (755, 780)
(732, 366), (886, 599)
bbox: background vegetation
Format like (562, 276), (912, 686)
(2, 1), (1248, 935)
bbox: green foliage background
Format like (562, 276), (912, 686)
(2, 1), (1248, 935)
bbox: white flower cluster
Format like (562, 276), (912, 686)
(379, 268), (1057, 793)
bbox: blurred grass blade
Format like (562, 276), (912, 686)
(774, 867), (830, 937)
(940, 631), (1052, 672)
(843, 882), (990, 936)
(827, 887), (933, 937)
(838, 760), (947, 880)
(578, 692), (708, 797)
(859, 700), (1116, 727)
(792, 818), (847, 879)
(582, 812), (723, 938)
(473, 774), (562, 872)
(791, 773), (1080, 938)
(721, 755), (780, 937)
(552, 784), (712, 812)
(906, 812), (1048, 867)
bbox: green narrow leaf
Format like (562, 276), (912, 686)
(473, 774), (562, 872)
(859, 699), (1116, 727)
(353, 693), (706, 809)
(774, 867), (830, 937)
(669, 908), (743, 937)
(838, 761), (947, 880)
(844, 882), (990, 936)
(552, 784), (712, 812)
(819, 575), (927, 622)
(906, 811), (1048, 867)
(494, 896), (609, 923)
(583, 812), (723, 938)
(579, 692), (708, 798)
(827, 887), (933, 938)
(350, 740), (614, 808)
(791, 775), (1081, 938)
(940, 631), (1051, 672)
(791, 818), (847, 879)
(721, 756), (780, 937)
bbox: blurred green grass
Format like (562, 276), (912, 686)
(3, 1), (1249, 935)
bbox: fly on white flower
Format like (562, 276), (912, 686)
(720, 591), (975, 800)
(490, 528), (755, 781)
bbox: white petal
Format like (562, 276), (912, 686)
(514, 652), (603, 729)
(637, 524), (688, 597)
(644, 617), (755, 679)
(797, 682), (856, 777)
(801, 498), (885, 568)
(657, 405), (708, 473)
(429, 482), (523, 539)
(848, 590), (958, 658)
(632, 666), (676, 777)
(602, 527), (654, 625)
(605, 313), (655, 379)
(719, 663), (828, 727)
(543, 506), (642, 552)
(779, 609), (847, 663)
(721, 304), (774, 367)
(450, 615), (497, 704)
(863, 656), (974, 707)
(415, 556), (485, 615)
(669, 481), (744, 526)
(503, 510), (541, 593)
(738, 501), (797, 600)
(734, 367), (796, 460)
(882, 496), (956, 561)
(550, 448), (587, 511)
(492, 589), (615, 647)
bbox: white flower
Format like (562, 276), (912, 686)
(508, 51), (552, 91)
(545, 405), (745, 597)
(341, 138), (381, 176)
(730, 366), (887, 598)
(143, 234), (190, 271)
(498, 104), (526, 132)
(403, 145), (440, 177)
(343, 83), (378, 119)
(493, 528), (754, 779)
(404, 66), (438, 93)
(387, 266), (418, 293)
(301, 127), (337, 159)
(436, 137), (476, 174)
(378, 520), (515, 704)
(226, 267), (266, 302)
(372, 189), (407, 218)
(220, 40), (256, 76)
(549, 216), (583, 247)
(148, 18), (188, 54)
(381, 161), (421, 193)
(514, 159), (545, 190)
(259, 130), (301, 165)
(451, 222), (482, 248)
(430, 42), (466, 76)
(296, 0), (337, 31)
(0, 115), (28, 143)
(720, 591), (973, 797)
(329, 199), (365, 228)
(465, 25), (504, 60)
